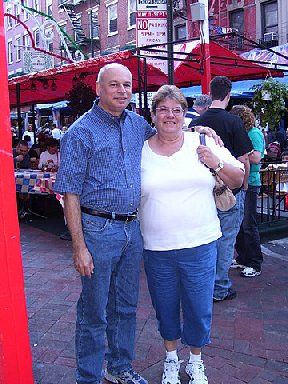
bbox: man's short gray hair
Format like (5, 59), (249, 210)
(97, 63), (131, 83)
(193, 94), (212, 108)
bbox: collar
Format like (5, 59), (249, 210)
(92, 99), (127, 124)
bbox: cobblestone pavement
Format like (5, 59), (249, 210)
(20, 222), (288, 384)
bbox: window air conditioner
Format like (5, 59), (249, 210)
(263, 32), (278, 42)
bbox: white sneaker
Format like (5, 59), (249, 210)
(162, 359), (182, 384)
(230, 259), (246, 269)
(185, 360), (208, 384)
(240, 267), (261, 278)
(104, 368), (148, 384)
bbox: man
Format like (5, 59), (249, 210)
(54, 63), (153, 384)
(22, 123), (35, 148)
(189, 76), (253, 302)
(38, 138), (60, 171)
(51, 123), (63, 141)
(184, 94), (212, 128)
(13, 140), (32, 219)
(13, 140), (31, 169)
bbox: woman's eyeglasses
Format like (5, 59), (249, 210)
(155, 107), (184, 116)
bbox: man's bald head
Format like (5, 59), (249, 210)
(97, 63), (132, 83)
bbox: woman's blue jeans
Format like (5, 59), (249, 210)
(75, 213), (143, 384)
(143, 242), (217, 348)
(214, 189), (246, 300)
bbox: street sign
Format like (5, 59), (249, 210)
(137, 0), (167, 12)
(136, 11), (168, 74)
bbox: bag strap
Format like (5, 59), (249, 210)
(199, 133), (216, 175)
(199, 133), (206, 146)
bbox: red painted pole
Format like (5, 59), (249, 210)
(200, 0), (211, 95)
(0, 1), (34, 383)
(201, 42), (211, 95)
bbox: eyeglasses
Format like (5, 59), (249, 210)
(155, 107), (184, 116)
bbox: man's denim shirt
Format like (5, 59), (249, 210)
(54, 102), (154, 213)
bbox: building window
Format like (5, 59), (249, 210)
(47, 0), (52, 16)
(14, 4), (21, 24)
(23, 1), (29, 21)
(48, 41), (53, 52)
(8, 40), (13, 64)
(90, 10), (99, 38)
(23, 33), (30, 50)
(175, 24), (187, 41)
(6, 7), (13, 29)
(34, 29), (40, 47)
(15, 36), (21, 61)
(229, 9), (244, 33)
(128, 0), (136, 28)
(262, 0), (278, 34)
(33, 0), (40, 12)
(108, 3), (118, 34)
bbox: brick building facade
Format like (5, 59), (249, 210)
(4, 0), (288, 76)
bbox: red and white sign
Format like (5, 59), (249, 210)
(136, 11), (167, 74)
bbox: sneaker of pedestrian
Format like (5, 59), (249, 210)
(104, 368), (148, 384)
(213, 287), (237, 302)
(162, 359), (183, 384)
(59, 229), (72, 241)
(19, 208), (29, 220)
(230, 259), (246, 269)
(185, 360), (208, 384)
(240, 267), (261, 278)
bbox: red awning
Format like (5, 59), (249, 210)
(8, 42), (284, 107)
(172, 40), (283, 87)
(8, 50), (167, 107)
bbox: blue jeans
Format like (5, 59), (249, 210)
(75, 213), (143, 384)
(235, 185), (263, 271)
(143, 242), (217, 348)
(214, 189), (246, 300)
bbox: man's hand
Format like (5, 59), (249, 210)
(16, 154), (24, 162)
(194, 125), (224, 147)
(73, 248), (94, 278)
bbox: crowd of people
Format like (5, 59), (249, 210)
(14, 63), (287, 384)
(13, 123), (66, 171)
(13, 124), (65, 219)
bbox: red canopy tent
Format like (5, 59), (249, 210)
(8, 41), (284, 108)
(171, 40), (284, 87)
(8, 50), (167, 108)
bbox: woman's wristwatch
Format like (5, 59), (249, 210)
(213, 160), (224, 173)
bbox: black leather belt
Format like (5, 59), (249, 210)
(81, 206), (137, 222)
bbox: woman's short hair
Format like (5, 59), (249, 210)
(151, 85), (188, 114)
(230, 105), (256, 131)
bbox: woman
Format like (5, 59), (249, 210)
(230, 105), (265, 277)
(139, 85), (244, 384)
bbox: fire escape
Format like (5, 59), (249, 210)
(59, 0), (100, 57)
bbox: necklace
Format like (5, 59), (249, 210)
(151, 132), (184, 156)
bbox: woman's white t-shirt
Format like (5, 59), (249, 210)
(139, 131), (243, 251)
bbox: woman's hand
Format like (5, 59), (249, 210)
(194, 126), (223, 147)
(197, 145), (220, 170)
